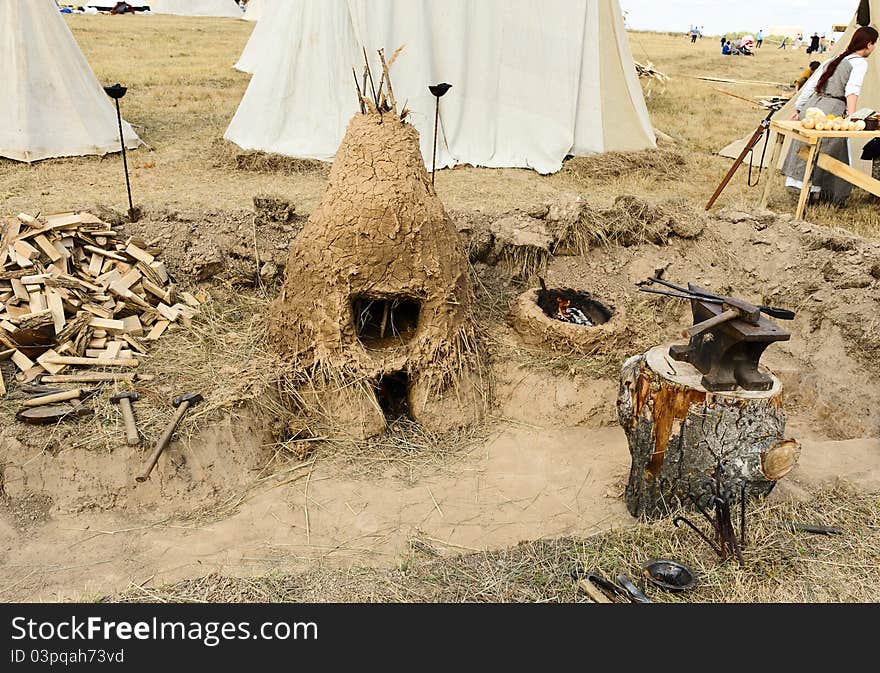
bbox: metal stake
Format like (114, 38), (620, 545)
(428, 83), (452, 185)
(104, 83), (137, 221)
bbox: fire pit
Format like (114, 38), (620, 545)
(508, 280), (624, 354)
(536, 281), (613, 327)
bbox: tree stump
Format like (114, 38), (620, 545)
(617, 345), (800, 519)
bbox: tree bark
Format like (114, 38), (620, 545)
(617, 345), (799, 519)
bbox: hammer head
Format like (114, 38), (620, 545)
(110, 391), (140, 404)
(173, 392), (203, 408)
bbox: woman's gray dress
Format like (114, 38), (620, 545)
(782, 58), (854, 205)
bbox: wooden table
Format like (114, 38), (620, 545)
(760, 119), (880, 220)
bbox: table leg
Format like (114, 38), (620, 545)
(795, 142), (819, 221)
(760, 133), (785, 209)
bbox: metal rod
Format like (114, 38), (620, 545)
(432, 95), (440, 185)
(113, 98), (134, 216)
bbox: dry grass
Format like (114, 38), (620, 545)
(111, 486), (880, 603)
(561, 147), (687, 183)
(0, 19), (876, 236)
(210, 139), (329, 176)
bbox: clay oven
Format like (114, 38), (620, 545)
(268, 103), (483, 439)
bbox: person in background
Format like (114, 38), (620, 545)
(778, 36), (788, 49)
(783, 26), (878, 205)
(721, 34), (727, 49)
(794, 61), (821, 89)
(690, 26), (699, 44)
(808, 32), (820, 53)
(722, 40), (732, 55)
(819, 34), (827, 53)
(757, 29), (764, 48)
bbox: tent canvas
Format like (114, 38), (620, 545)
(148, 0), (243, 18)
(224, 0), (656, 174)
(718, 0), (877, 175)
(0, 0), (140, 163)
(235, 0), (275, 72)
(243, 0), (263, 22)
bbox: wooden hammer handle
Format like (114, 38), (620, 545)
(136, 401), (189, 482)
(682, 309), (739, 338)
(20, 389), (81, 407)
(119, 397), (140, 447)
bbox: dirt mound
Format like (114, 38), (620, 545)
(117, 205), (304, 285)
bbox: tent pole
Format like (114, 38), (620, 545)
(432, 96), (439, 185)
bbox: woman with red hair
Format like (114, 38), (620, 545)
(783, 26), (877, 205)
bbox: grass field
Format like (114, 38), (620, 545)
(0, 16), (876, 236)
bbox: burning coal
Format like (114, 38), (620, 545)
(537, 278), (613, 327)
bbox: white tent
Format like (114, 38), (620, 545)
(719, 0), (877, 175)
(225, 0), (656, 174)
(0, 0), (140, 163)
(148, 0), (243, 18)
(235, 0), (275, 73)
(243, 0), (263, 22)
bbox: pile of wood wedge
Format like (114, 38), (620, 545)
(0, 210), (204, 397)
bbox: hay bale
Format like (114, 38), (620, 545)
(487, 214), (553, 279)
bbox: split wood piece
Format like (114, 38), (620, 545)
(618, 345), (797, 519)
(11, 350), (35, 372)
(46, 290), (66, 334)
(149, 261), (169, 284)
(146, 320), (169, 340)
(36, 349), (67, 376)
(156, 303), (180, 322)
(13, 239), (40, 262)
(125, 243), (154, 265)
(83, 245), (126, 262)
(33, 235), (63, 263)
(41, 373), (148, 384)
(88, 317), (126, 332)
(10, 278), (29, 302)
(0, 368), (5, 396)
(88, 253), (103, 277)
(120, 316), (144, 336)
(20, 388), (84, 408)
(28, 291), (47, 314)
(121, 334), (147, 354)
(42, 356), (139, 368)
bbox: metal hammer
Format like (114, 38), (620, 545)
(110, 391), (140, 447)
(136, 393), (203, 483)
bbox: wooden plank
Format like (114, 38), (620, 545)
(82, 304), (114, 320)
(46, 289), (66, 335)
(88, 317), (126, 331)
(33, 234), (63, 262)
(42, 355), (139, 368)
(0, 367), (5, 396)
(146, 320), (170, 340)
(13, 239), (40, 261)
(88, 338), (108, 349)
(44, 213), (82, 228)
(809, 149), (880, 198)
(83, 245), (127, 262)
(17, 365), (46, 383)
(125, 243), (155, 265)
(773, 119), (880, 140)
(118, 268), (142, 290)
(20, 273), (50, 285)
